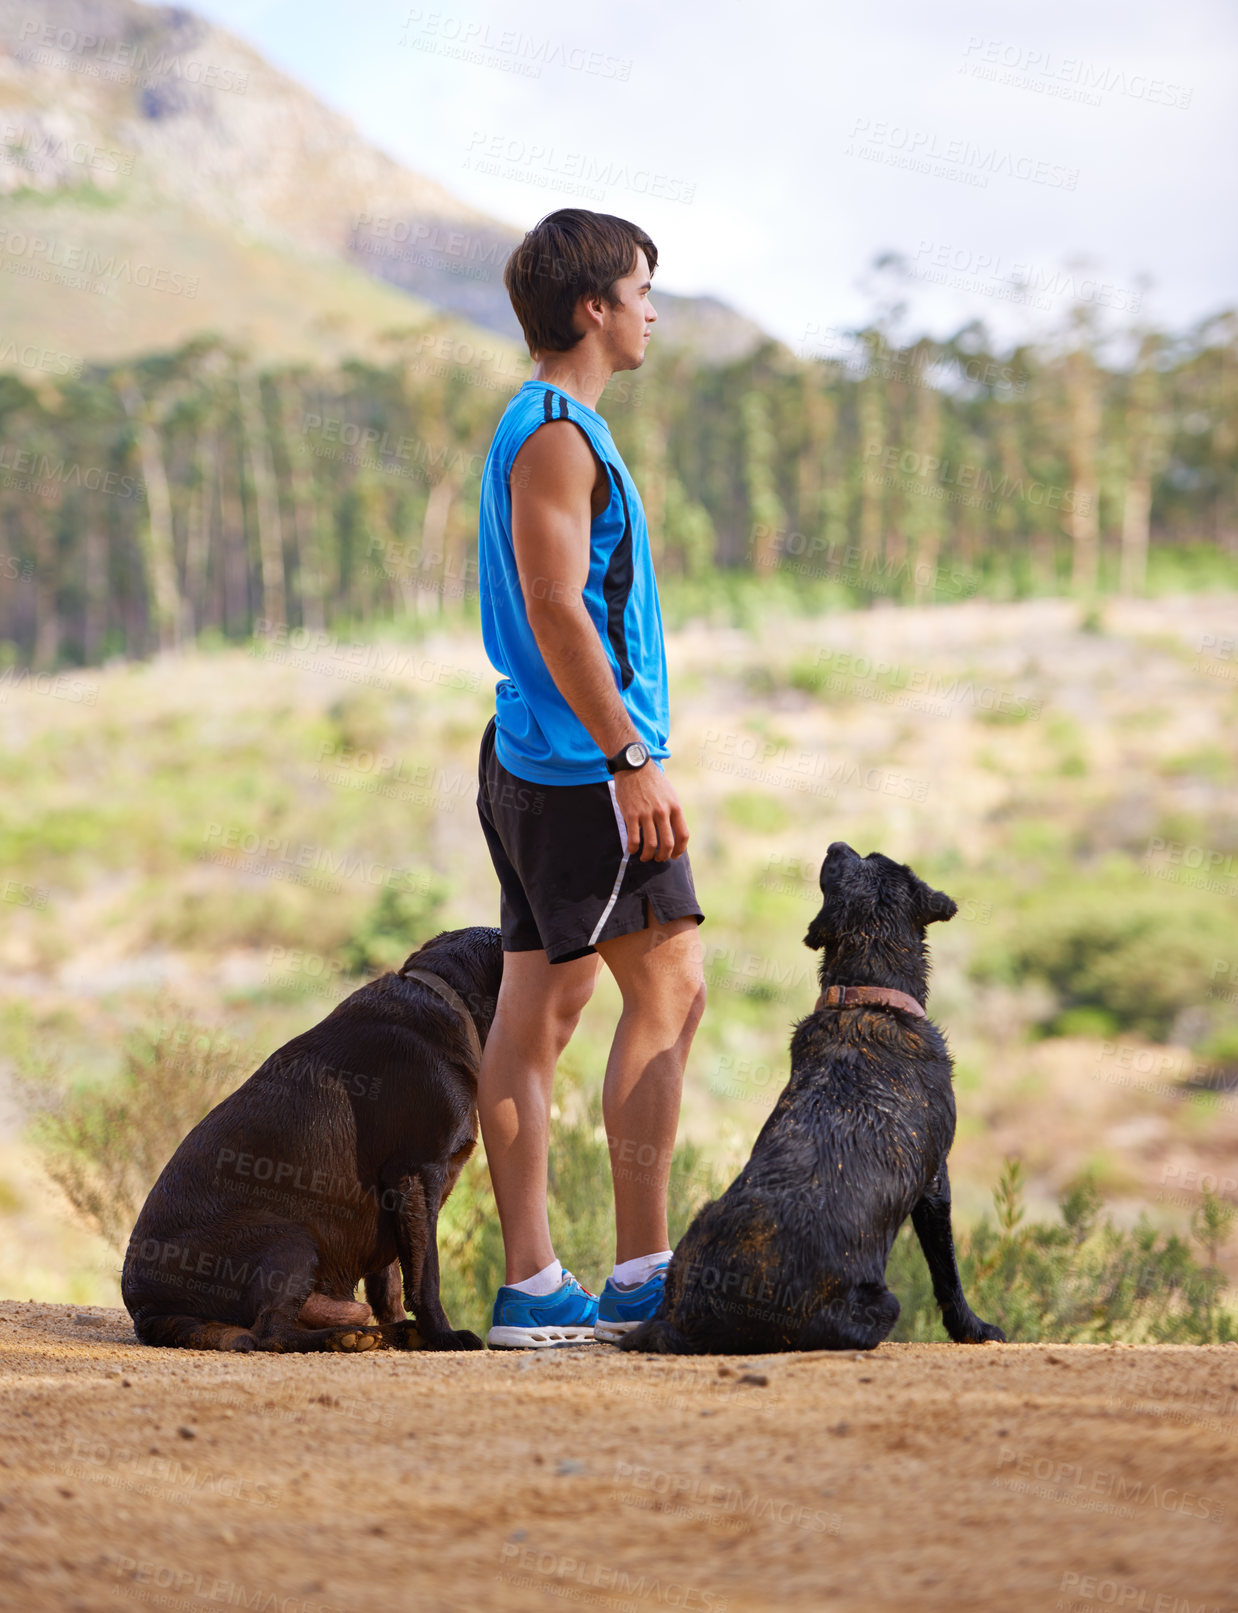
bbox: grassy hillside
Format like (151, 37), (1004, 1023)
(0, 184), (509, 367)
(1, 593), (1235, 1312)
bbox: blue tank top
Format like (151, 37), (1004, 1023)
(477, 380), (670, 786)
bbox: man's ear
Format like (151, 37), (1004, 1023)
(919, 885), (958, 925)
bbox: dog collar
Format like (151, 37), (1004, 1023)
(398, 965), (484, 1069)
(814, 984), (926, 1019)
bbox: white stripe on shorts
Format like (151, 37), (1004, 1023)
(587, 779), (631, 947)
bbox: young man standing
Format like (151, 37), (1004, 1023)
(475, 209), (706, 1348)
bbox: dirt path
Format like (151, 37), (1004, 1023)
(2, 1303), (1235, 1613)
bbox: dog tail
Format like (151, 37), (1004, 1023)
(617, 1316), (692, 1355)
(131, 1311), (258, 1351)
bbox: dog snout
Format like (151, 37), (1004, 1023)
(825, 841), (857, 862)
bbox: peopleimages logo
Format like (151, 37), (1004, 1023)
(0, 446), (144, 500)
(400, 10), (633, 81)
(995, 1447), (1224, 1523)
(0, 339), (83, 377)
(1057, 1571), (1236, 1612)
(960, 38), (1193, 109)
(846, 118), (1079, 190)
(862, 441), (1089, 513)
(495, 1542), (727, 1611)
(0, 226), (199, 297)
(16, 21), (250, 93)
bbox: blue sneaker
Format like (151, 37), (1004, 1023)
(593, 1263), (669, 1343)
(486, 1273), (599, 1349)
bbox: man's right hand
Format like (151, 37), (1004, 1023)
(614, 764), (689, 862)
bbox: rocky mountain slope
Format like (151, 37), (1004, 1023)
(0, 0), (765, 364)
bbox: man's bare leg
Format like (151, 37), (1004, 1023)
(595, 914), (706, 1264)
(477, 948), (600, 1284)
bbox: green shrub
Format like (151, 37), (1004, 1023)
(1194, 1025), (1238, 1066)
(887, 1161), (1236, 1344)
(970, 879), (1237, 1040)
(338, 877), (449, 975)
(20, 1021), (250, 1252)
(328, 688), (395, 753)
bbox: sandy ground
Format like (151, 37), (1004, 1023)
(1, 1303), (1235, 1613)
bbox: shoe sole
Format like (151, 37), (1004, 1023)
(486, 1324), (598, 1350)
(593, 1317), (644, 1343)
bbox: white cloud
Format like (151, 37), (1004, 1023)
(186, 0), (1238, 345)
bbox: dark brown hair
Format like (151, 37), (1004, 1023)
(503, 209), (657, 356)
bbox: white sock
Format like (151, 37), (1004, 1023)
(508, 1259), (563, 1297)
(611, 1250), (672, 1288)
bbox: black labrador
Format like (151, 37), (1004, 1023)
(122, 926), (501, 1352)
(621, 843), (1006, 1354)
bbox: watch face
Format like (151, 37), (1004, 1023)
(625, 743), (648, 767)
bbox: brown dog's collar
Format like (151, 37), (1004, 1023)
(814, 984), (926, 1019)
(398, 965), (484, 1070)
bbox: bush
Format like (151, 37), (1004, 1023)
(970, 880), (1237, 1041)
(338, 877), (448, 975)
(887, 1160), (1236, 1344)
(20, 1021), (249, 1252)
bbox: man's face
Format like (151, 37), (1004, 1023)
(589, 248), (656, 371)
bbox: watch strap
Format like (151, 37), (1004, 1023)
(605, 740), (649, 774)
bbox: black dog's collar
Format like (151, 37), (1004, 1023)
(815, 984), (926, 1019)
(398, 965), (484, 1069)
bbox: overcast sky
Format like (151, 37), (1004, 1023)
(191, 0), (1237, 351)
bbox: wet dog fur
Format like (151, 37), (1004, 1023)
(621, 844), (1006, 1355)
(122, 926), (502, 1353)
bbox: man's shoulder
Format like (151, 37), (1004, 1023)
(504, 392), (609, 499)
(493, 386), (586, 458)
(503, 384), (611, 440)
(513, 413), (599, 470)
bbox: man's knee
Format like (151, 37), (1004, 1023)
(546, 977), (595, 1046)
(625, 927), (706, 1031)
(661, 971), (706, 1049)
(683, 974), (707, 1035)
(497, 963), (596, 1055)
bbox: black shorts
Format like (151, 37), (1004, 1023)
(476, 717), (704, 964)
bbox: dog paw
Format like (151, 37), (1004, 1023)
(376, 1320), (423, 1350)
(328, 1327), (381, 1353)
(948, 1313), (1006, 1344)
(422, 1328), (484, 1352)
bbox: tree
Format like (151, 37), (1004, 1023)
(1060, 318), (1102, 594)
(236, 368), (286, 630)
(117, 371), (185, 653)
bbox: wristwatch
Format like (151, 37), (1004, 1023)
(606, 740), (650, 774)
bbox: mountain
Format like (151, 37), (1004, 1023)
(0, 0), (766, 367)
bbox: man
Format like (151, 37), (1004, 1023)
(475, 208), (706, 1348)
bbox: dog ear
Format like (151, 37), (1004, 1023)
(919, 885), (958, 925)
(803, 910), (830, 950)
